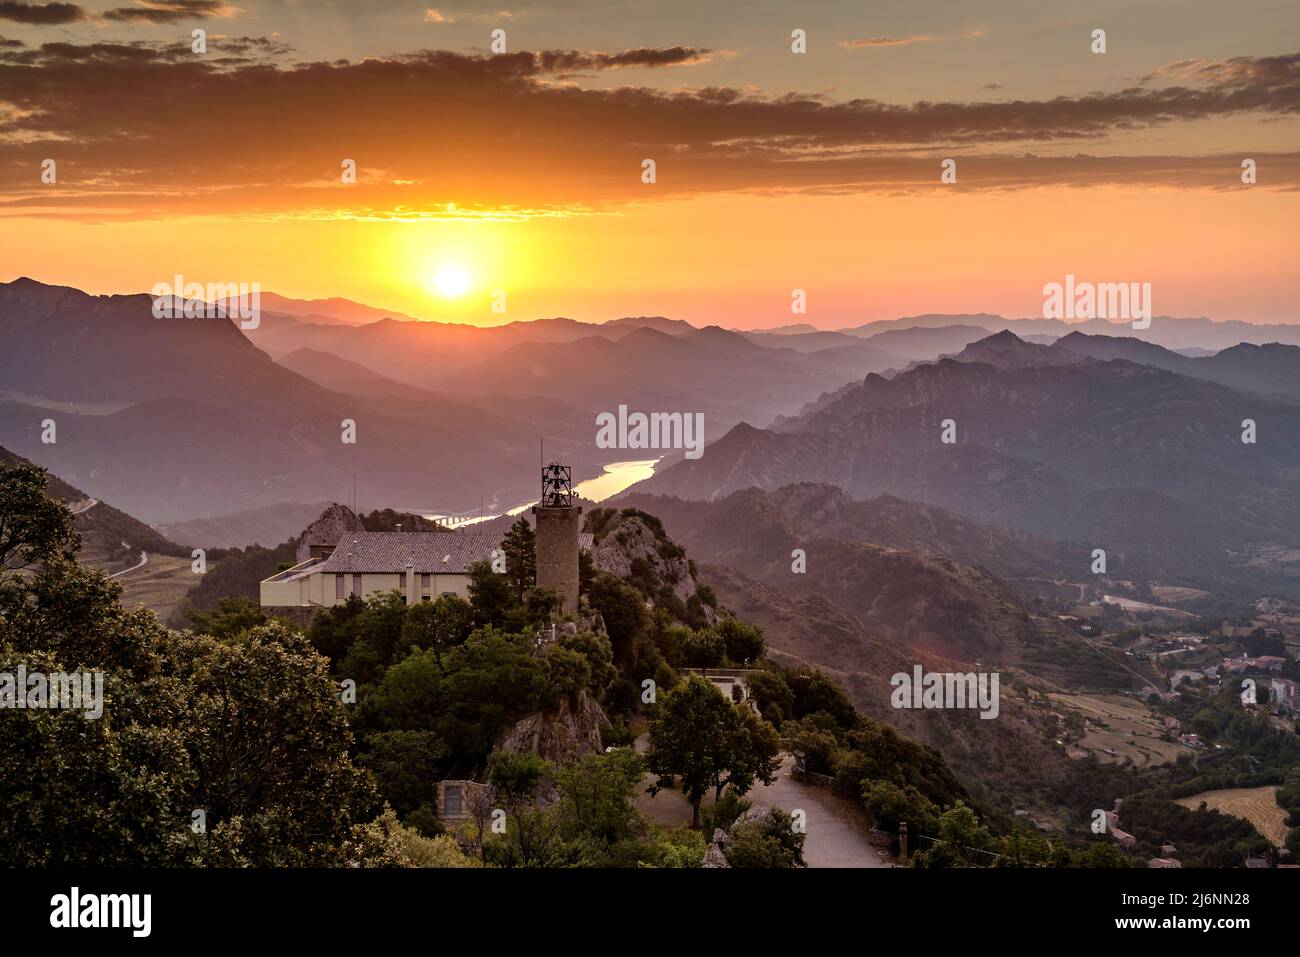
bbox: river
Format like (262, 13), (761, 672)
(424, 458), (659, 526)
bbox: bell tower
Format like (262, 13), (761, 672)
(532, 463), (581, 615)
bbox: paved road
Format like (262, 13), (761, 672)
(634, 737), (887, 868)
(108, 551), (148, 578)
(69, 498), (98, 515)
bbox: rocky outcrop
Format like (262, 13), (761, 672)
(497, 689), (610, 766)
(295, 503), (357, 562)
(593, 512), (716, 623)
(702, 829), (730, 868)
(701, 806), (786, 868)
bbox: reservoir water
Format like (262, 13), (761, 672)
(425, 458), (659, 526)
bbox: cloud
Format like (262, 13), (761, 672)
(0, 1), (86, 24)
(0, 45), (1295, 220)
(423, 7), (514, 25)
(841, 35), (935, 49)
(103, 0), (237, 23)
(1142, 53), (1300, 90)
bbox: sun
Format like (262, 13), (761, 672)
(431, 263), (471, 299)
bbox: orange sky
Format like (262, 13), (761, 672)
(0, 2), (1296, 327)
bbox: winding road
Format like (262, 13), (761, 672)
(108, 551), (148, 578)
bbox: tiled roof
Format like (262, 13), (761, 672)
(314, 529), (593, 575)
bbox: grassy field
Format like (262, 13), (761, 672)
(1048, 692), (1188, 767)
(1150, 585), (1211, 603)
(111, 555), (205, 624)
(1175, 787), (1289, 847)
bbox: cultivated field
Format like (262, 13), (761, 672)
(1048, 692), (1187, 767)
(1150, 585), (1211, 603)
(1175, 787), (1290, 847)
(111, 555), (203, 623)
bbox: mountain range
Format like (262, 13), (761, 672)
(0, 279), (602, 521)
(629, 333), (1300, 598)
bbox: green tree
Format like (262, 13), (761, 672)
(171, 622), (385, 866)
(467, 559), (515, 628)
(861, 780), (940, 839)
(306, 593), (365, 666)
(187, 596), (267, 639)
(647, 676), (780, 827)
(523, 585), (562, 625)
(399, 593), (472, 663)
(501, 517), (536, 602)
(485, 750), (557, 867)
(717, 616), (764, 665)
(557, 630), (617, 697)
(719, 706), (782, 800)
(0, 461), (77, 577)
(0, 462), (391, 866)
(744, 668), (795, 727)
(913, 802), (994, 868)
(723, 809), (806, 868)
(682, 627), (725, 668)
(358, 729), (445, 816)
(587, 571), (648, 665)
(552, 749), (648, 865)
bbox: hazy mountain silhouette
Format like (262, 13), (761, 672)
(631, 344), (1300, 596)
(0, 279), (602, 522)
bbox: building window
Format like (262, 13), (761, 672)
(444, 785), (462, 817)
(399, 575), (407, 597)
(421, 573), (430, 591)
(334, 574), (344, 600)
(352, 573), (362, 596)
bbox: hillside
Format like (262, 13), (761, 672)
(155, 500), (336, 549)
(0, 279), (603, 521)
(632, 352), (1300, 598)
(614, 485), (1124, 685)
(616, 484), (1087, 586)
(0, 445), (190, 571)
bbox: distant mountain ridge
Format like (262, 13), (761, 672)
(836, 312), (1300, 352)
(0, 279), (603, 522)
(631, 341), (1300, 597)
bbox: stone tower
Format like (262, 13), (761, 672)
(532, 464), (581, 615)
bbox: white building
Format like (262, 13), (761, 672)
(260, 529), (594, 609)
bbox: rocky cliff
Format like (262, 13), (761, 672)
(589, 508), (717, 625)
(295, 503), (357, 562)
(496, 689), (610, 766)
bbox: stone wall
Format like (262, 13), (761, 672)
(533, 505), (581, 615)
